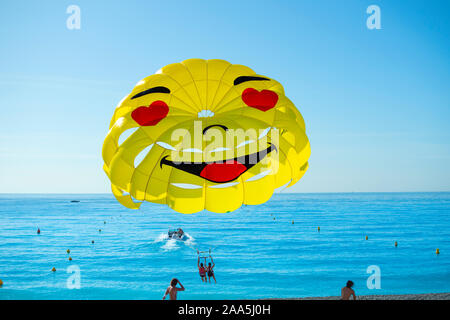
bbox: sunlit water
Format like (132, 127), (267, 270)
(0, 193), (449, 299)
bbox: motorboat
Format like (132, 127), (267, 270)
(168, 228), (187, 241)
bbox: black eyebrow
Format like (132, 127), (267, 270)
(130, 86), (171, 99)
(203, 124), (228, 135)
(233, 76), (270, 86)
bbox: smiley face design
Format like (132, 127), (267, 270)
(102, 59), (310, 213)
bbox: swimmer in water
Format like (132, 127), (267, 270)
(341, 280), (356, 300)
(206, 256), (216, 284)
(162, 278), (185, 300)
(198, 257), (207, 283)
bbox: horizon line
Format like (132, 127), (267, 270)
(1, 191), (449, 195)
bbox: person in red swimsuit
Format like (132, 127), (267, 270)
(198, 256), (207, 282)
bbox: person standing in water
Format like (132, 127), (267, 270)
(206, 256), (216, 284)
(162, 278), (185, 300)
(341, 280), (356, 300)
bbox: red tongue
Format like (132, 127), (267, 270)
(200, 160), (247, 183)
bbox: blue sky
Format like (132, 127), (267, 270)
(0, 0), (449, 193)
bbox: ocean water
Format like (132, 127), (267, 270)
(0, 192), (449, 300)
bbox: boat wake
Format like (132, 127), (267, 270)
(153, 232), (196, 251)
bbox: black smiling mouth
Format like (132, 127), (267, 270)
(160, 143), (276, 183)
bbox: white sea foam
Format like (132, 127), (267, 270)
(161, 238), (178, 251)
(154, 232), (169, 243)
(154, 231), (196, 251)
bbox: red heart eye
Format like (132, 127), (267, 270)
(241, 88), (278, 112)
(131, 100), (169, 126)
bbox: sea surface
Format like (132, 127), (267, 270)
(0, 193), (449, 300)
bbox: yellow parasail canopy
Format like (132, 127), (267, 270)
(102, 59), (310, 213)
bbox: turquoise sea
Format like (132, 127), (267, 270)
(0, 193), (449, 300)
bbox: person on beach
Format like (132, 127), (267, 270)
(198, 257), (207, 282)
(206, 256), (216, 284)
(162, 278), (185, 300)
(341, 280), (356, 300)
